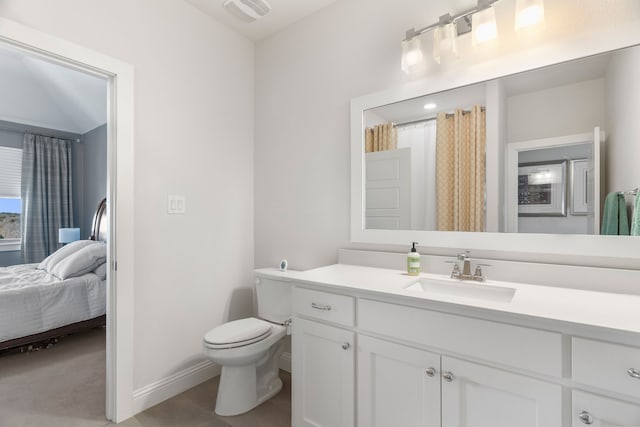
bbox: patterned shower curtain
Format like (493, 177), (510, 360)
(435, 105), (486, 232)
(365, 123), (398, 153)
(21, 133), (74, 263)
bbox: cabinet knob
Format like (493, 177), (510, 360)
(341, 342), (351, 350)
(442, 371), (454, 382)
(425, 367), (436, 377)
(628, 368), (640, 379)
(311, 302), (332, 311)
(578, 410), (593, 424)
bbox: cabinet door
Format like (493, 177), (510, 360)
(573, 390), (640, 426)
(441, 356), (562, 427)
(358, 335), (441, 427)
(292, 317), (355, 427)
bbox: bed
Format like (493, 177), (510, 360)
(0, 198), (108, 351)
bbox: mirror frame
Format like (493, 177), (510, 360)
(351, 31), (640, 267)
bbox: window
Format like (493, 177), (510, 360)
(0, 146), (22, 251)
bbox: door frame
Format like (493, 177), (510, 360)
(0, 17), (135, 422)
(505, 129), (602, 233)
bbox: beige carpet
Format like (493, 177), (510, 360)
(0, 327), (108, 427)
(0, 327), (292, 427)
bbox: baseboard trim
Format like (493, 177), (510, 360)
(132, 353), (291, 414)
(279, 351), (291, 373)
(132, 360), (221, 414)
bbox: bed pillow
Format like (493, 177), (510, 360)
(50, 242), (107, 280)
(93, 263), (107, 281)
(37, 239), (96, 272)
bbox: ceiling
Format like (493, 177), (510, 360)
(369, 83), (488, 125)
(0, 42), (107, 136)
(185, 0), (340, 41)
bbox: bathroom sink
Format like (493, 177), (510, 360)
(404, 278), (516, 303)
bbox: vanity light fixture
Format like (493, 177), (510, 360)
(514, 0), (545, 32)
(433, 14), (458, 64)
(400, 0), (545, 74)
(401, 35), (426, 74)
(472, 4), (498, 46)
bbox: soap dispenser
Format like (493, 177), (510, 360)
(407, 242), (420, 276)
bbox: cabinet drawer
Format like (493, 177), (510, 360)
(572, 390), (640, 427)
(359, 299), (562, 377)
(572, 338), (640, 397)
(293, 287), (355, 326)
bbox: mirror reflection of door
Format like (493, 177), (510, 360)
(507, 129), (602, 235)
(365, 148), (411, 230)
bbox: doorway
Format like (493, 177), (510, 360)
(0, 17), (135, 423)
(505, 127), (604, 235)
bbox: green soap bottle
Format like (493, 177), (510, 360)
(407, 242), (420, 276)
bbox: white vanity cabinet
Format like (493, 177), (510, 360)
(441, 356), (562, 427)
(356, 334), (561, 427)
(358, 335), (441, 427)
(356, 310), (562, 427)
(290, 281), (640, 427)
(572, 390), (640, 426)
(571, 338), (640, 427)
(292, 288), (356, 427)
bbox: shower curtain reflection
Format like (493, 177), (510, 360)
(436, 105), (486, 232)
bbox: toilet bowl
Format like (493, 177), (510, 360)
(203, 317), (289, 416)
(203, 272), (293, 416)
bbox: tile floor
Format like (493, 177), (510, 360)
(115, 371), (291, 427)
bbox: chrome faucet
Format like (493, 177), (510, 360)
(449, 251), (487, 282)
(458, 252), (472, 277)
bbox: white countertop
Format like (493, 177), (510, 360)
(256, 264), (640, 335)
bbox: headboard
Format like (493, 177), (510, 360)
(89, 198), (107, 242)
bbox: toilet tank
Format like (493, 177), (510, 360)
(255, 272), (293, 324)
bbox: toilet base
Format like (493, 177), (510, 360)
(214, 341), (283, 416)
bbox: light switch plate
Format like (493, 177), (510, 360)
(167, 195), (186, 214)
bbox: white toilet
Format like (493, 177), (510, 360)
(203, 272), (292, 416)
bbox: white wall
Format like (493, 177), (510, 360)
(605, 45), (640, 198)
(507, 79), (606, 142)
(0, 0), (255, 399)
(254, 0), (640, 270)
(485, 79), (508, 232)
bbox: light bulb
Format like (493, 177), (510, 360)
(433, 22), (458, 64)
(401, 37), (426, 74)
(515, 0), (545, 32)
(472, 7), (498, 46)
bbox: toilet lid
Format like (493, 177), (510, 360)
(204, 317), (272, 347)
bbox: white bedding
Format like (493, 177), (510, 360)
(0, 263), (105, 343)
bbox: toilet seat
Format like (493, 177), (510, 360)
(204, 317), (273, 349)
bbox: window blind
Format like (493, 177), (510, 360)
(0, 146), (22, 198)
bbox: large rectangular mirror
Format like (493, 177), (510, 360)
(351, 42), (640, 265)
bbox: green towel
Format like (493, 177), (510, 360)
(601, 192), (630, 235)
(631, 193), (640, 236)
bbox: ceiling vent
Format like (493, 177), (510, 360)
(223, 0), (271, 23)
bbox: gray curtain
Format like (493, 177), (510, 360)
(21, 134), (74, 263)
